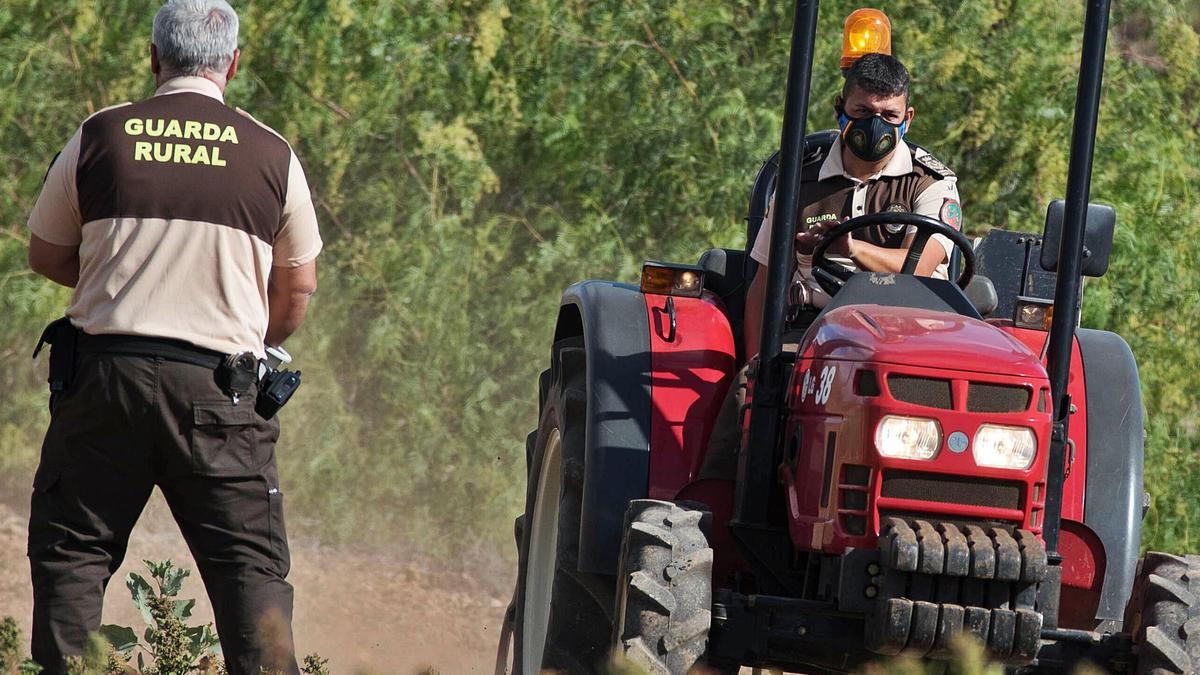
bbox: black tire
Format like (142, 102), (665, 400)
(1128, 552), (1200, 674)
(512, 338), (614, 674)
(613, 499), (714, 674)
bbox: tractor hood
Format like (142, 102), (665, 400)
(801, 305), (1046, 378)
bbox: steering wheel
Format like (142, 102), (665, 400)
(810, 212), (975, 296)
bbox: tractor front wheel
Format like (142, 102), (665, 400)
(613, 499), (714, 674)
(512, 338), (613, 674)
(1128, 552), (1200, 674)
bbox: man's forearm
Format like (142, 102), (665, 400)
(848, 239), (944, 276)
(265, 291), (311, 347)
(264, 262), (317, 347)
(34, 256), (80, 288)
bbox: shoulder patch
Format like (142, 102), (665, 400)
(940, 198), (963, 231)
(913, 149), (955, 179)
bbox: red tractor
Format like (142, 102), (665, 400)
(498, 1), (1199, 673)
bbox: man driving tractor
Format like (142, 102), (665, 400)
(704, 49), (964, 479)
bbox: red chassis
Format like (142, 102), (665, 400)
(646, 291), (1105, 630)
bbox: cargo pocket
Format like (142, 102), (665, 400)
(190, 399), (264, 476)
(28, 453), (64, 557)
(267, 486), (291, 577)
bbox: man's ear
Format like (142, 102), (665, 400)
(150, 43), (160, 76)
(905, 106), (915, 126)
(225, 48), (240, 83)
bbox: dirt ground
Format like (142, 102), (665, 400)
(0, 493), (513, 674)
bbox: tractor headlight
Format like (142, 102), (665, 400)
(640, 261), (705, 298)
(1014, 297), (1054, 331)
(973, 424), (1037, 470)
(875, 415), (941, 460)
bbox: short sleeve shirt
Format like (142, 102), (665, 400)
(27, 77), (322, 357)
(750, 137), (961, 304)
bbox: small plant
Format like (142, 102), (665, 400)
(0, 617), (42, 674)
(97, 560), (221, 675)
(94, 560), (326, 675)
(300, 655), (330, 675)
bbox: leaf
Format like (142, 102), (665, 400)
(137, 652), (145, 672)
(126, 573), (155, 626)
(98, 624), (138, 657)
(186, 624), (221, 658)
(172, 598), (196, 621)
(160, 566), (189, 597)
(17, 660), (44, 675)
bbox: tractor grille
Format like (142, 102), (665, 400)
(967, 383), (1032, 413)
(881, 470), (1024, 512)
(887, 375), (1032, 413)
(887, 375), (952, 410)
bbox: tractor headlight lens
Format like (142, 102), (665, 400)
(875, 415), (941, 460)
(1014, 297), (1054, 331)
(973, 424), (1037, 470)
(640, 261), (705, 298)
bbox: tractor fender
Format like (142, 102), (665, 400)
(1077, 327), (1144, 625)
(553, 281), (653, 575)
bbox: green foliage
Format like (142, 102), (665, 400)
(299, 655), (330, 675)
(98, 560), (221, 675)
(0, 1), (1197, 557)
(0, 617), (42, 674)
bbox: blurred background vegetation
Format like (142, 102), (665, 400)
(1, 0), (1198, 557)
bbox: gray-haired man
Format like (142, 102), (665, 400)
(26, 1), (318, 672)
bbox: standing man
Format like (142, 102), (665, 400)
(25, 1), (320, 673)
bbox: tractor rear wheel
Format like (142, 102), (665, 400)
(613, 499), (714, 674)
(512, 338), (613, 674)
(1129, 552), (1200, 674)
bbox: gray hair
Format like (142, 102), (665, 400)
(152, 0), (239, 78)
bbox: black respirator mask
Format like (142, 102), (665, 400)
(836, 103), (908, 162)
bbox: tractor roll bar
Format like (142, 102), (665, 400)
(736, 0), (820, 526)
(1042, 0), (1112, 560)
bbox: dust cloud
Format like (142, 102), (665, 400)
(0, 491), (514, 673)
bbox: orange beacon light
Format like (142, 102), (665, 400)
(841, 8), (892, 69)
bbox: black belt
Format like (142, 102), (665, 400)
(76, 332), (225, 370)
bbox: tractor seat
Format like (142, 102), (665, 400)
(698, 248), (750, 362)
(816, 272), (984, 322)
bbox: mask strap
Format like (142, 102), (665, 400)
(835, 103), (851, 132)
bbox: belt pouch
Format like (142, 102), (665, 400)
(33, 317), (78, 392)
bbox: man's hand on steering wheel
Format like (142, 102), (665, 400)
(809, 212), (975, 296)
(796, 218), (851, 256)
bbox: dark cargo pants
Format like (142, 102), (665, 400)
(27, 353), (299, 675)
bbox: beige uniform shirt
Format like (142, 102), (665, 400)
(27, 77), (322, 357)
(750, 138), (961, 305)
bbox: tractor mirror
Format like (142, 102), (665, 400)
(1040, 199), (1116, 278)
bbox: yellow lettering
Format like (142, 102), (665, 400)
(183, 121), (202, 140)
(202, 123), (221, 141)
(211, 146), (226, 167)
(173, 144), (191, 164)
(133, 141), (152, 161)
(191, 145), (210, 165)
(152, 142), (172, 162)
(219, 126), (238, 144)
(125, 118), (143, 136)
(164, 119), (183, 138)
(146, 119), (164, 137)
